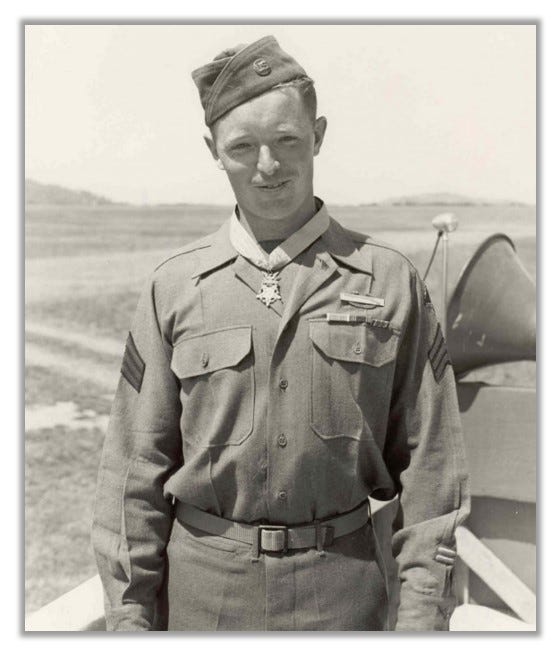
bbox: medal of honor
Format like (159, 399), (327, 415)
(256, 270), (282, 307)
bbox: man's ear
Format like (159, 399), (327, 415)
(313, 116), (328, 156)
(204, 133), (224, 170)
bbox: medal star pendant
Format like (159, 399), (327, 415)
(256, 270), (282, 308)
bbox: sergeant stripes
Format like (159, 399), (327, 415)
(429, 324), (451, 382)
(120, 332), (145, 393)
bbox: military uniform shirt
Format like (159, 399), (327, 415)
(92, 200), (470, 631)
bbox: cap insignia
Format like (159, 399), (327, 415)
(252, 58), (272, 76)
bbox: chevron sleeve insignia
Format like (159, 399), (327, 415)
(428, 323), (451, 382)
(120, 332), (145, 393)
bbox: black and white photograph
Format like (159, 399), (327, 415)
(23, 23), (536, 632)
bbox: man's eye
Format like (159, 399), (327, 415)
(278, 136), (298, 144)
(230, 143), (252, 152)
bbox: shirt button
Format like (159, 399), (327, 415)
(278, 490), (287, 501)
(277, 434), (287, 447)
(279, 378), (288, 390)
(353, 343), (362, 354)
(201, 352), (209, 367)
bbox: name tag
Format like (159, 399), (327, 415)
(340, 292), (385, 308)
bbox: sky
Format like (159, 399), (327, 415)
(25, 24), (536, 205)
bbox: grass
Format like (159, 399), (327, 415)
(25, 204), (230, 259)
(27, 290), (140, 341)
(25, 423), (104, 612)
(25, 364), (115, 414)
(25, 366), (111, 612)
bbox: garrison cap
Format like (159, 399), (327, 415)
(191, 35), (309, 126)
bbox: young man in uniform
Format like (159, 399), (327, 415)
(92, 35), (470, 631)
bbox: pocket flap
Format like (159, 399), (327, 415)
(309, 320), (399, 368)
(171, 326), (252, 378)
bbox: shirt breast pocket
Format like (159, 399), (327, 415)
(309, 319), (400, 441)
(171, 325), (255, 447)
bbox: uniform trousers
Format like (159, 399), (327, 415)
(165, 517), (388, 631)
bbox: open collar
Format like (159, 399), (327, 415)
(191, 199), (373, 280)
(229, 200), (331, 271)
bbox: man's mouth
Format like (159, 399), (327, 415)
(256, 180), (290, 191)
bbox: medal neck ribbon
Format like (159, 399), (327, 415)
(229, 200), (330, 271)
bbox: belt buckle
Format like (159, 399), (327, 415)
(258, 524), (289, 554)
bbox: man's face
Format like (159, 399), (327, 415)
(206, 86), (327, 222)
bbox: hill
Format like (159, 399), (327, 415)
(25, 180), (529, 208)
(25, 179), (117, 206)
(377, 192), (528, 206)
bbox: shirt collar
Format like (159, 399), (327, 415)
(192, 198), (372, 279)
(191, 220), (237, 279)
(320, 215), (373, 276)
(229, 199), (330, 271)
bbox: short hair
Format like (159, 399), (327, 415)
(271, 76), (317, 123)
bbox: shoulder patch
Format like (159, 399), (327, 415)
(428, 323), (451, 382)
(121, 332), (145, 393)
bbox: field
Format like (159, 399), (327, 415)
(24, 203), (536, 614)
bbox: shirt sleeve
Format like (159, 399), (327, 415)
(384, 269), (470, 631)
(91, 276), (182, 631)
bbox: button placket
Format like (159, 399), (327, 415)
(267, 343), (293, 518)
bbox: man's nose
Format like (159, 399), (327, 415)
(256, 145), (280, 176)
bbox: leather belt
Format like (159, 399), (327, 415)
(175, 500), (370, 561)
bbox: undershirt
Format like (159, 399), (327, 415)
(258, 239), (285, 254)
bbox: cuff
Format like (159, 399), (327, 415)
(395, 587), (456, 631)
(106, 604), (153, 631)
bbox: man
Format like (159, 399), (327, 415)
(92, 35), (469, 631)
